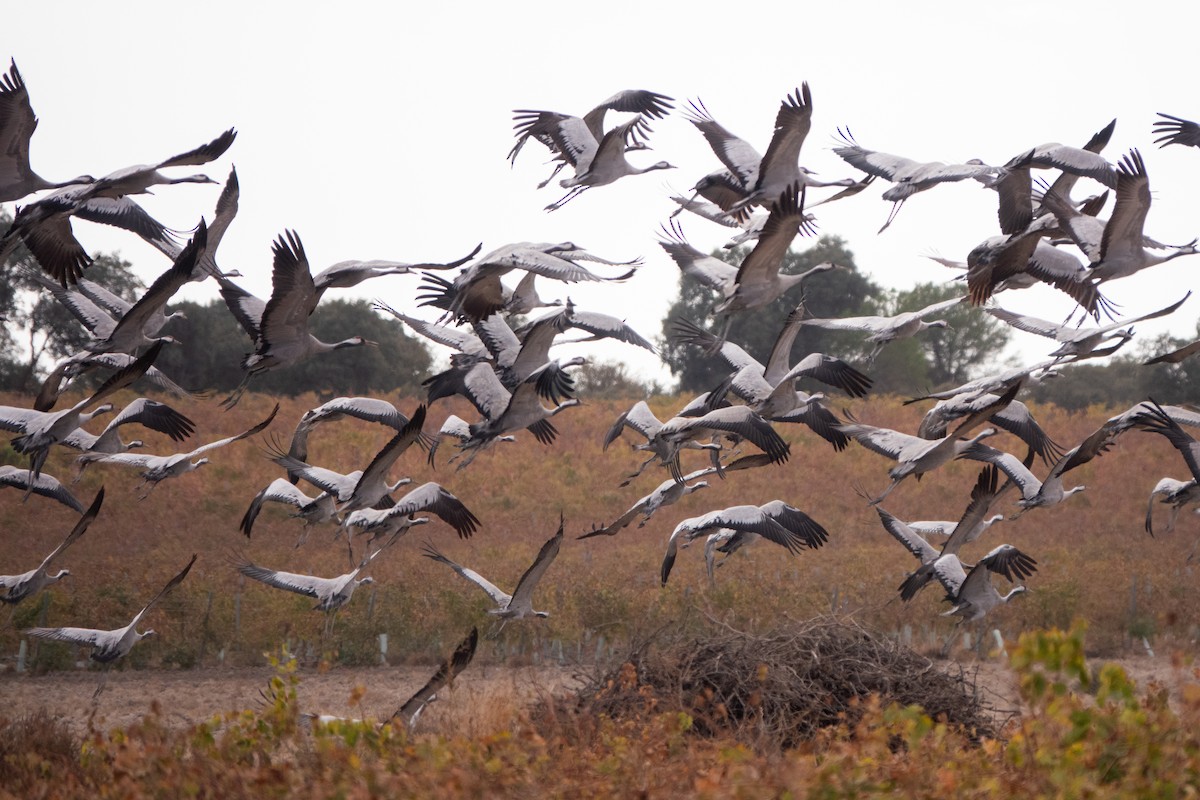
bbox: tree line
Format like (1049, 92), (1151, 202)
(0, 211), (431, 397)
(656, 234), (1200, 408)
(1, 212), (1196, 408)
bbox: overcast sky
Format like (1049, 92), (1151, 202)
(8, 2), (1199, 386)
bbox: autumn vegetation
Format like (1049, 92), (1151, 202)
(0, 383), (1195, 791)
(3, 625), (1199, 797)
(2, 387), (1199, 796)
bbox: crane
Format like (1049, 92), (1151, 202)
(423, 518), (563, 624)
(24, 553), (195, 697)
(77, 404), (278, 497)
(342, 481), (481, 545)
(661, 501), (828, 586)
(0, 59), (95, 202)
(1, 487), (104, 604)
(220, 231), (376, 407)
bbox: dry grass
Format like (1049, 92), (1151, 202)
(0, 709), (86, 793)
(0, 390), (1196, 678)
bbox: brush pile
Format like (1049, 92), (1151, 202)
(565, 615), (1001, 748)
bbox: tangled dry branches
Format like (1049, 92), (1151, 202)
(560, 614), (1001, 748)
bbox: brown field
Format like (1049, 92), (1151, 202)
(0, 662), (581, 738)
(1, 390), (1198, 682)
(2, 382), (1200, 800)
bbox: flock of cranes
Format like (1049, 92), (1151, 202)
(2, 57), (1200, 723)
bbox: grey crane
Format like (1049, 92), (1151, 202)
(19, 266), (183, 349)
(581, 472), (712, 539)
(485, 300), (655, 389)
(668, 310), (872, 401)
(501, 270), (563, 316)
(220, 230), (376, 407)
(668, 193), (768, 245)
(284, 396), (415, 483)
(985, 292), (1190, 363)
(1083, 151), (1197, 283)
(983, 130), (1117, 236)
(310, 243), (479, 295)
(1030, 118), (1117, 219)
(268, 406), (426, 516)
(832, 128), (998, 231)
(391, 626), (479, 730)
(1144, 339), (1200, 365)
(1, 487), (103, 604)
(650, 405), (791, 484)
(426, 414), (516, 469)
(726, 85), (842, 213)
(677, 86), (852, 217)
(78, 404), (278, 497)
(24, 553), (195, 696)
(0, 340), (163, 478)
(700, 506), (830, 582)
(1145, 477), (1200, 537)
(904, 358), (1059, 405)
(239, 478), (340, 545)
(965, 229), (1114, 317)
(544, 116), (675, 210)
(0, 465), (84, 512)
(1153, 113), (1200, 149)
(33, 350), (200, 413)
(0, 181), (182, 286)
(667, 312), (867, 449)
(85, 127), (235, 199)
(423, 360), (581, 469)
(417, 301), (650, 409)
(797, 295), (965, 364)
(423, 518), (563, 623)
(838, 383), (1019, 505)
(0, 59), (95, 202)
(660, 183), (825, 344)
(932, 545), (1034, 622)
(263, 626), (481, 732)
(235, 540), (396, 633)
(77, 224), (207, 356)
(373, 301), (494, 362)
(660, 501), (828, 586)
(1134, 399), (1200, 485)
(0, 128), (233, 286)
(417, 241), (638, 325)
(916, 392), (1063, 466)
(956, 411), (1140, 517)
(61, 397), (195, 457)
(342, 481), (481, 545)
(509, 89), (673, 187)
(604, 399), (719, 483)
(879, 466), (1031, 602)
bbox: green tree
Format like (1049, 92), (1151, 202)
(889, 281), (1010, 387)
(660, 235), (880, 394)
(1025, 325), (1200, 410)
(0, 207), (150, 390)
(154, 297), (434, 396)
(573, 359), (664, 399)
(26, 253), (147, 361)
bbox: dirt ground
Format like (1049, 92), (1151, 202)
(0, 654), (1195, 739)
(0, 662), (585, 739)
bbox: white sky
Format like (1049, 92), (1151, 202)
(8, 2), (1200, 387)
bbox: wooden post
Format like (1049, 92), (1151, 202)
(198, 591), (214, 665)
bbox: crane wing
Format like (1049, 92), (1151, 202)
(392, 627), (478, 728)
